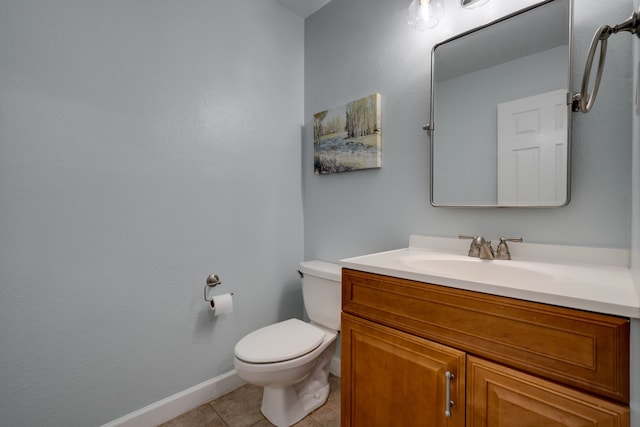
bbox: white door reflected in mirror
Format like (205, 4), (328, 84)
(497, 89), (568, 206)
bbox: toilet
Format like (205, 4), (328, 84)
(233, 260), (341, 427)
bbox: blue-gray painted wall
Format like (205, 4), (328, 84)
(0, 1), (304, 425)
(304, 2), (638, 424)
(631, 0), (640, 423)
(1, 0), (638, 425)
(304, 0), (633, 261)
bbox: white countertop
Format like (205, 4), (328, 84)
(339, 236), (640, 318)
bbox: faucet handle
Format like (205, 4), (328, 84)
(459, 235), (487, 257)
(495, 237), (523, 260)
(459, 235), (487, 243)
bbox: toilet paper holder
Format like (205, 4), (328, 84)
(203, 273), (233, 304)
(204, 273), (221, 302)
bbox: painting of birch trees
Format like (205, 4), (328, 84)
(313, 93), (381, 174)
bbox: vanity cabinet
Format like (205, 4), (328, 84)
(341, 269), (631, 427)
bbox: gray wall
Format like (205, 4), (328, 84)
(0, 0), (637, 425)
(632, 0), (640, 289)
(632, 0), (640, 291)
(0, 1), (304, 425)
(631, 0), (640, 423)
(304, 0), (633, 261)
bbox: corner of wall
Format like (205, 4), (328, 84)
(632, 0), (640, 285)
(631, 3), (639, 426)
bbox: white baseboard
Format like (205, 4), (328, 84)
(102, 357), (342, 427)
(101, 370), (245, 427)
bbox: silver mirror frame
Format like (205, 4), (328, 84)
(428, 0), (574, 208)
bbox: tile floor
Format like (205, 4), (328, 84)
(159, 374), (340, 427)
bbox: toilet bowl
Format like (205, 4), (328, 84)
(233, 261), (341, 427)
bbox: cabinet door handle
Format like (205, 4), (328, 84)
(445, 371), (455, 418)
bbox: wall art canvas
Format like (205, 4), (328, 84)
(313, 93), (381, 174)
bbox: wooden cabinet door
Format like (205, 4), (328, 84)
(341, 313), (465, 427)
(466, 356), (630, 427)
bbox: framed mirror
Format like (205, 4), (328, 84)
(429, 0), (573, 207)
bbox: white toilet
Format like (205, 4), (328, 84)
(233, 260), (341, 427)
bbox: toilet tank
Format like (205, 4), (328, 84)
(299, 260), (342, 331)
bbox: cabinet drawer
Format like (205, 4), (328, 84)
(342, 269), (630, 403)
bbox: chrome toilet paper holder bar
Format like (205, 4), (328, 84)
(203, 274), (234, 307)
(204, 273), (221, 302)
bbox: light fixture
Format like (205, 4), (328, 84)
(460, 0), (490, 9)
(407, 0), (445, 31)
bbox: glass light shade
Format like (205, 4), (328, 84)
(408, 0), (445, 31)
(460, 0), (490, 9)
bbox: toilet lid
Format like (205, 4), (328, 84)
(234, 319), (325, 363)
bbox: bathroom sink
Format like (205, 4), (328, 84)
(339, 235), (639, 318)
(399, 253), (554, 285)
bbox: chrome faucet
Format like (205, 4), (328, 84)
(460, 235), (523, 260)
(459, 235), (494, 260)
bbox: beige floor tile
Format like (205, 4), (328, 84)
(157, 403), (226, 427)
(211, 383), (265, 427)
(162, 374), (341, 427)
(291, 417), (322, 426)
(250, 420), (274, 427)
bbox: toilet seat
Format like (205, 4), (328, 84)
(234, 319), (325, 364)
